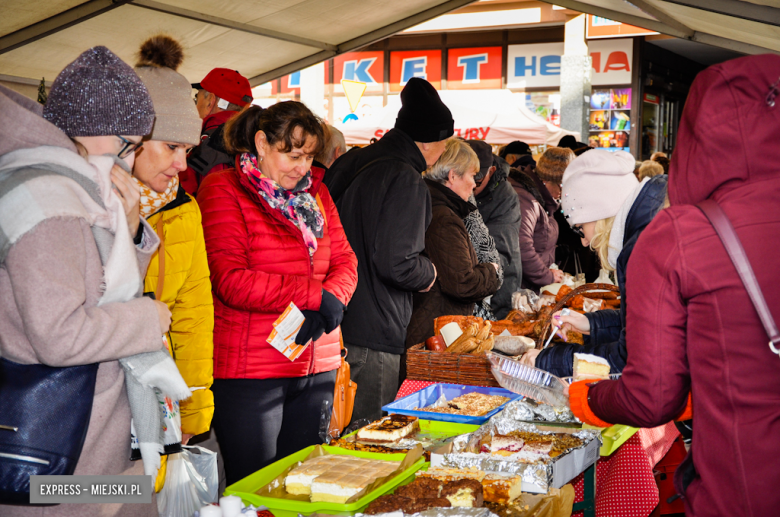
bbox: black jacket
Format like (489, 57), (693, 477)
(536, 174), (668, 377)
(324, 129), (436, 354)
(475, 160), (522, 319)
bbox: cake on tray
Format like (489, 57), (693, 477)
(356, 415), (419, 443)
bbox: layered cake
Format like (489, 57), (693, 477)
(416, 467), (486, 483)
(441, 479), (484, 507)
(572, 353), (611, 381)
(482, 473), (522, 504)
(285, 455), (352, 495)
(285, 455), (398, 501)
(356, 415), (419, 443)
(487, 432), (581, 463)
(418, 392), (510, 416)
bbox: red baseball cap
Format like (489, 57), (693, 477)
(192, 68), (253, 107)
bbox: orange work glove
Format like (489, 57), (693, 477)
(675, 391), (693, 421)
(568, 380), (613, 428)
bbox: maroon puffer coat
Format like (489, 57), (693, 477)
(197, 161), (358, 379)
(588, 55), (780, 517)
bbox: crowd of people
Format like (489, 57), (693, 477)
(1, 31), (778, 517)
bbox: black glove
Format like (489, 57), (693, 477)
(295, 310), (326, 345)
(319, 290), (346, 333)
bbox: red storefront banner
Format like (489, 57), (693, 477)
(389, 50), (442, 92)
(332, 51), (384, 92)
(447, 47), (502, 90)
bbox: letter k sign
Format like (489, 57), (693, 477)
(343, 58), (377, 84)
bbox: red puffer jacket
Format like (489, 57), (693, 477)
(197, 160), (358, 379)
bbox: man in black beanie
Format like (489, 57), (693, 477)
(324, 78), (453, 423)
(499, 140), (532, 168)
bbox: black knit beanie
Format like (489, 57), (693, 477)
(394, 78), (454, 143)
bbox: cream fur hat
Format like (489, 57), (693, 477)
(560, 150), (638, 225)
(134, 35), (201, 146)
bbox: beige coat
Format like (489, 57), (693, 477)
(0, 86), (163, 517)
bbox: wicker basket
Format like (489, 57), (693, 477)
(406, 343), (500, 387)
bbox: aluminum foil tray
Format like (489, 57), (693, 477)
(486, 352), (570, 408)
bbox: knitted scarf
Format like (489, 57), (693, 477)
(464, 195), (504, 320)
(0, 147), (190, 480)
(240, 153), (324, 256)
(135, 175), (179, 218)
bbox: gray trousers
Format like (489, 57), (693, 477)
(345, 343), (401, 424)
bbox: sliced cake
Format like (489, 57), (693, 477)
(573, 353), (611, 381)
(356, 414), (419, 443)
(441, 479), (484, 507)
(482, 473), (522, 504)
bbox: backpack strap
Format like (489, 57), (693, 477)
(697, 199), (780, 355)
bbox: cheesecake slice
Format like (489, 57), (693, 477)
(356, 414), (419, 443)
(573, 353), (611, 381)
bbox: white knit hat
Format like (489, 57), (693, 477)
(560, 150), (638, 226)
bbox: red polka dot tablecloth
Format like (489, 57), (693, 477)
(396, 379), (679, 517)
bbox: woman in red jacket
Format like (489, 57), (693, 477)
(197, 102), (358, 485)
(568, 55), (780, 517)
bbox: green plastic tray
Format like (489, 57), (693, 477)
(583, 423), (638, 456)
(342, 418), (480, 443)
(224, 445), (426, 517)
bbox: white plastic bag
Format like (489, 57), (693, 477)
(158, 446), (218, 517)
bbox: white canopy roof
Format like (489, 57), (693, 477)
(0, 0), (474, 91)
(543, 0), (780, 56)
(336, 89), (579, 146)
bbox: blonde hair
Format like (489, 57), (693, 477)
(589, 216), (617, 272)
(637, 160), (664, 181)
(424, 138), (479, 184)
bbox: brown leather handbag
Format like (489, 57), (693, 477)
(329, 334), (357, 438)
(314, 194), (358, 437)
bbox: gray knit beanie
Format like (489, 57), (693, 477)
(43, 46), (155, 137)
(134, 35), (201, 146)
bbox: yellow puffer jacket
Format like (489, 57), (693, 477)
(144, 190), (214, 436)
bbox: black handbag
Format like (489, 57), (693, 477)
(0, 358), (98, 504)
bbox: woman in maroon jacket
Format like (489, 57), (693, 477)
(197, 102), (358, 484)
(568, 55), (780, 517)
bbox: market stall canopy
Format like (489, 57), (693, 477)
(541, 0), (780, 56)
(336, 89), (579, 147)
(0, 0), (475, 93)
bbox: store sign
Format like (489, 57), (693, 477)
(507, 39), (632, 88)
(447, 47), (502, 89)
(272, 71), (302, 95)
(389, 50), (442, 91)
(587, 15), (658, 39)
(333, 51), (384, 93)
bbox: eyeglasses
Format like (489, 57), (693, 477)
(572, 224), (585, 239)
(116, 135), (143, 158)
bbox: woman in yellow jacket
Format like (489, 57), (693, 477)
(133, 36), (215, 487)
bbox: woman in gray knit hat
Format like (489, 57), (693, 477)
(132, 34), (216, 494)
(0, 46), (174, 517)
